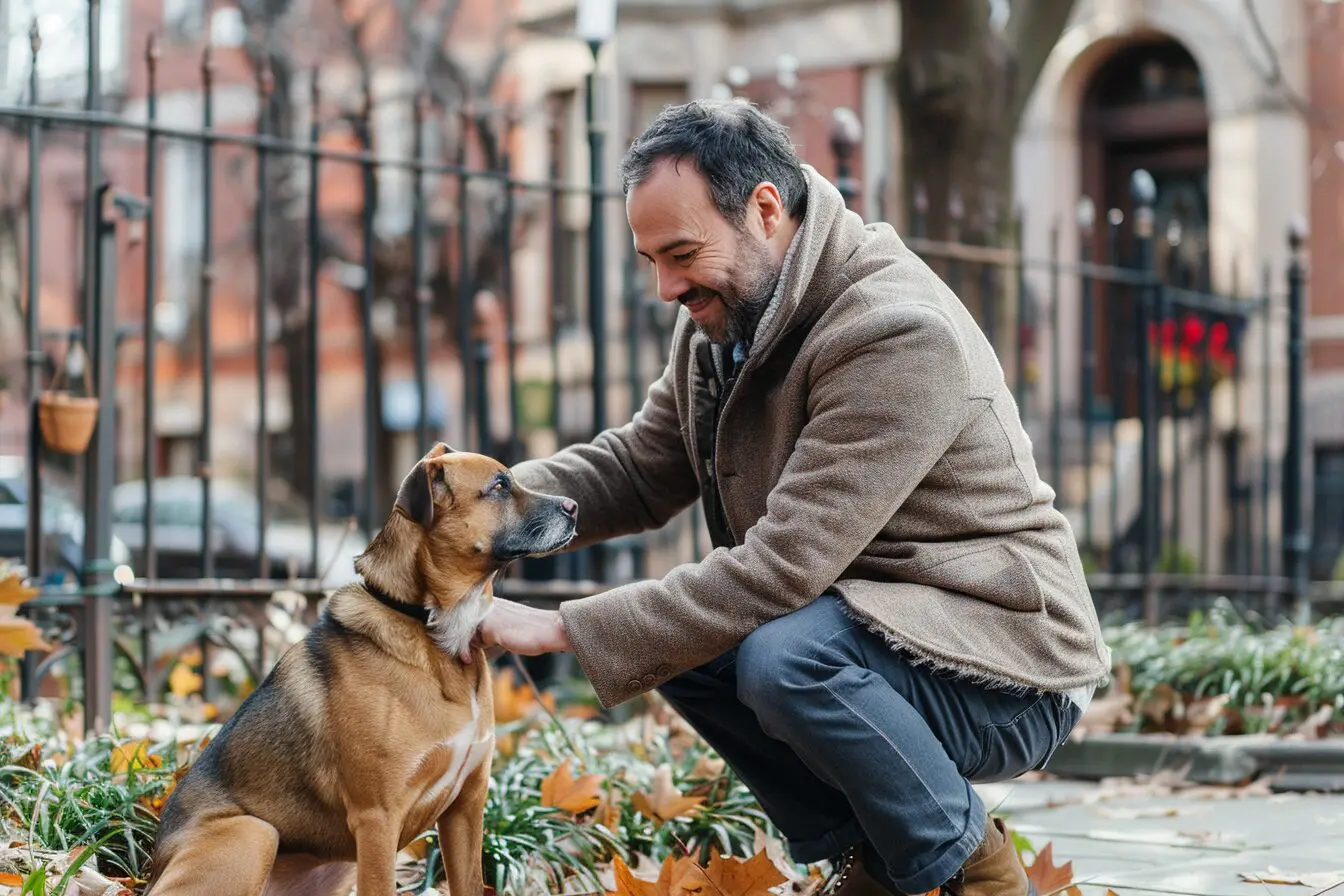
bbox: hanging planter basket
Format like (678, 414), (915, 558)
(37, 350), (99, 455)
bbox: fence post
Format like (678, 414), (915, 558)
(82, 188), (148, 733)
(1283, 218), (1310, 622)
(1130, 169), (1159, 623)
(1077, 197), (1096, 554)
(585, 41), (608, 440)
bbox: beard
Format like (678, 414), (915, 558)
(693, 233), (781, 346)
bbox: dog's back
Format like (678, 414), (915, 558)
(146, 609), (364, 893)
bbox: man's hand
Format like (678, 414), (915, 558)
(464, 598), (571, 663)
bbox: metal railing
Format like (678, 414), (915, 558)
(0, 10), (1326, 731)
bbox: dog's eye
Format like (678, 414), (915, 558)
(491, 478), (509, 494)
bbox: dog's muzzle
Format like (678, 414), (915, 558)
(492, 496), (578, 561)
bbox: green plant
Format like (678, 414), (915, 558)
(1104, 599), (1344, 735)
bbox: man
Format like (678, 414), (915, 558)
(472, 99), (1110, 896)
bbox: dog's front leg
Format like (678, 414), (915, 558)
(436, 763), (491, 895)
(349, 809), (399, 896)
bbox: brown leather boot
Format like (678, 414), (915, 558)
(823, 845), (896, 896)
(941, 817), (1037, 896)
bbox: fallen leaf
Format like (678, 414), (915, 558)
(493, 667), (556, 725)
(0, 572), (38, 608)
(701, 850), (787, 896)
(1238, 868), (1344, 887)
(1285, 705), (1335, 740)
(690, 754), (726, 780)
(168, 662), (203, 699)
(631, 764), (704, 823)
(593, 781), (624, 830)
(1070, 689), (1133, 739)
(611, 854), (710, 896)
(1023, 842), (1080, 896)
(540, 760), (605, 814)
(109, 739), (163, 776)
(0, 874), (20, 886)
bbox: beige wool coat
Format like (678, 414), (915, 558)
(512, 165), (1111, 710)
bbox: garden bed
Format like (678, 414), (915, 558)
(1060, 600), (1344, 790)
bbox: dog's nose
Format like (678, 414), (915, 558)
(561, 498), (578, 518)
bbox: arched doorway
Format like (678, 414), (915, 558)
(1079, 37), (1210, 420)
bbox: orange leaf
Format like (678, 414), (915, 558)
(109, 739), (163, 775)
(168, 662), (203, 698)
(492, 667), (557, 725)
(0, 619), (48, 657)
(0, 872), (22, 885)
(540, 760), (606, 814)
(612, 854), (670, 896)
(631, 765), (704, 823)
(1024, 842), (1081, 896)
(0, 572), (38, 607)
(702, 850), (788, 896)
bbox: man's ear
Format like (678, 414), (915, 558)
(394, 461), (437, 529)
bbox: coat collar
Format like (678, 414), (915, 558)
(690, 164), (859, 378)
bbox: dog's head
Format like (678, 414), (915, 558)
(355, 443), (578, 608)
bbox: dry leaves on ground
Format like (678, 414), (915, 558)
(630, 764), (706, 824)
(1023, 842), (1082, 896)
(540, 759), (606, 815)
(0, 845), (135, 895)
(610, 850), (786, 896)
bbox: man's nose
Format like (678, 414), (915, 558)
(656, 266), (688, 304)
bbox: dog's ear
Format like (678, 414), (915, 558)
(394, 461), (437, 529)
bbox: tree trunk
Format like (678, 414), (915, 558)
(894, 0), (1075, 246)
(893, 0), (1075, 351)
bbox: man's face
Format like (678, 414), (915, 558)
(628, 159), (783, 345)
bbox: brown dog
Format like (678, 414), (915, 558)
(143, 443), (578, 896)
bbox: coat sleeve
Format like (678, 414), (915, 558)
(510, 351), (701, 550)
(557, 304), (977, 708)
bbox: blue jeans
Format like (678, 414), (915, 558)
(657, 594), (1079, 895)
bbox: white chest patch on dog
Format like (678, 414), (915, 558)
(428, 574), (495, 659)
(420, 689), (493, 810)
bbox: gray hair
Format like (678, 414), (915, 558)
(618, 98), (808, 227)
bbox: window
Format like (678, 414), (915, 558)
(3, 0), (126, 104)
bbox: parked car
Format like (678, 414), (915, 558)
(0, 455), (133, 581)
(109, 476), (367, 588)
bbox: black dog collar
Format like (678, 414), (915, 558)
(362, 581), (433, 624)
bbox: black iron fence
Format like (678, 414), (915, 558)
(0, 18), (1331, 732)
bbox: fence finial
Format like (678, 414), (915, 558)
(201, 40), (215, 84)
(29, 18), (40, 57)
(1287, 214), (1308, 254)
(146, 32), (160, 72)
(310, 66), (321, 109)
(1131, 169), (1155, 238)
(1076, 195), (1095, 236)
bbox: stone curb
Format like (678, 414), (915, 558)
(1047, 734), (1344, 791)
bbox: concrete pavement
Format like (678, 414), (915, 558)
(976, 773), (1344, 895)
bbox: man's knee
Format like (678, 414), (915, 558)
(737, 598), (844, 721)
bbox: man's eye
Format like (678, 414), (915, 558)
(673, 251), (696, 264)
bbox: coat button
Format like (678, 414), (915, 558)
(626, 679), (642, 691)
(654, 665), (671, 677)
(642, 674), (656, 685)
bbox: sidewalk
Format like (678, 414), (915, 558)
(976, 774), (1344, 894)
